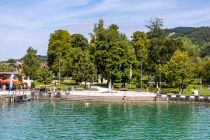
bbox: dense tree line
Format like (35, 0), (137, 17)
(22, 47), (53, 85)
(166, 26), (210, 46)
(20, 18), (210, 92)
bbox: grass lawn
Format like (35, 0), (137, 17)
(161, 84), (210, 96)
(183, 84), (210, 96)
(34, 80), (210, 96)
(34, 80), (83, 90)
(113, 83), (136, 89)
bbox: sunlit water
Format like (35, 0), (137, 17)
(0, 100), (210, 140)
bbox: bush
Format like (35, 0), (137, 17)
(31, 82), (35, 89)
(113, 83), (122, 88)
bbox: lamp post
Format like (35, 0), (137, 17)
(59, 59), (61, 89)
(200, 78), (202, 95)
(140, 61), (143, 89)
(130, 64), (132, 89)
(160, 66), (161, 93)
(158, 59), (161, 93)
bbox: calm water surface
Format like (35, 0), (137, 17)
(0, 100), (210, 140)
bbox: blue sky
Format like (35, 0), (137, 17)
(1, 0), (210, 60)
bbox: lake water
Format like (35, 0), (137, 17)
(0, 100), (210, 140)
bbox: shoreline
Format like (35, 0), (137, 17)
(1, 87), (210, 104)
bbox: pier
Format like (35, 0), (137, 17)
(5, 95), (29, 103)
(0, 90), (31, 103)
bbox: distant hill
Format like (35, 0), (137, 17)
(1, 55), (47, 64)
(165, 26), (210, 46)
(37, 55), (47, 63)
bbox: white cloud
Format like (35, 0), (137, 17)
(0, 0), (210, 60)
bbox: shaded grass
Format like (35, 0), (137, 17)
(34, 80), (210, 96)
(184, 84), (210, 96)
(34, 81), (83, 90)
(161, 84), (210, 96)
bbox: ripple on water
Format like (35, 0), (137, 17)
(1, 101), (210, 139)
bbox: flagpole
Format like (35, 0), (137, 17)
(130, 64), (132, 89)
(140, 61), (142, 89)
(109, 79), (112, 93)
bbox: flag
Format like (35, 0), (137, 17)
(130, 64), (132, 79)
(109, 79), (112, 93)
(27, 77), (32, 88)
(156, 82), (159, 89)
(9, 72), (15, 91)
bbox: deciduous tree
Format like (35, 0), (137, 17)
(163, 50), (193, 93)
(92, 19), (128, 79)
(23, 47), (40, 80)
(71, 34), (89, 50)
(105, 41), (137, 87)
(47, 30), (71, 74)
(36, 67), (53, 87)
(63, 48), (96, 88)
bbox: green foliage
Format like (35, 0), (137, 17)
(63, 48), (96, 87)
(201, 45), (210, 58)
(92, 19), (129, 79)
(131, 31), (148, 62)
(194, 57), (210, 84)
(31, 82), (35, 89)
(36, 67), (53, 87)
(162, 50), (193, 93)
(0, 63), (16, 72)
(180, 37), (199, 60)
(47, 29), (71, 74)
(166, 26), (210, 46)
(6, 58), (15, 63)
(71, 34), (88, 50)
(146, 18), (165, 39)
(72, 49), (96, 86)
(146, 36), (183, 75)
(23, 47), (40, 80)
(43, 19), (210, 92)
(105, 41), (136, 86)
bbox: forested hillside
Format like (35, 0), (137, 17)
(166, 26), (210, 46)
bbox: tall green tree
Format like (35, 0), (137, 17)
(163, 50), (193, 93)
(146, 18), (165, 39)
(145, 18), (165, 76)
(145, 18), (184, 76)
(71, 34), (89, 50)
(131, 31), (148, 62)
(36, 67), (53, 87)
(180, 37), (199, 60)
(47, 30), (71, 74)
(72, 49), (96, 88)
(23, 47), (40, 80)
(131, 31), (148, 86)
(63, 48), (96, 87)
(194, 57), (210, 84)
(105, 41), (136, 87)
(91, 19), (128, 79)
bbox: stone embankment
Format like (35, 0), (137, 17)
(0, 90), (31, 103)
(157, 94), (210, 102)
(1, 87), (210, 103)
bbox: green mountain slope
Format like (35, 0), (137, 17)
(166, 26), (210, 46)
